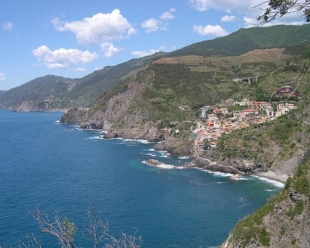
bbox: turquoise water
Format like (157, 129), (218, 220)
(0, 110), (282, 247)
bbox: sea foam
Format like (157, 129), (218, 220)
(251, 175), (284, 188)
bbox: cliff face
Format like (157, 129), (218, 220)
(60, 108), (89, 124)
(61, 79), (163, 141)
(222, 161), (310, 248)
(154, 136), (194, 157)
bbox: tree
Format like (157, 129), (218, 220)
(256, 0), (310, 23)
(20, 207), (142, 248)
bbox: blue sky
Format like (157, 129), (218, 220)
(0, 0), (306, 90)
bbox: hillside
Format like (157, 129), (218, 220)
(169, 24), (310, 57)
(61, 44), (309, 157)
(4, 23), (310, 246)
(1, 25), (309, 112)
(0, 52), (166, 111)
(63, 51), (167, 107)
(222, 157), (310, 248)
(0, 75), (79, 111)
(66, 46), (297, 123)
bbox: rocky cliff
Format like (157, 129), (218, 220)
(60, 72), (165, 140)
(60, 107), (90, 124)
(222, 160), (310, 248)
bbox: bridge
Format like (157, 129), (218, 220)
(232, 74), (264, 84)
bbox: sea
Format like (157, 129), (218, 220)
(0, 110), (283, 247)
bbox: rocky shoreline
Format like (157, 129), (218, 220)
(102, 130), (290, 184)
(60, 107), (289, 184)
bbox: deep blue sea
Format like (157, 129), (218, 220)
(0, 110), (283, 247)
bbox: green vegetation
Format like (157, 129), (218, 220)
(213, 62), (310, 165)
(259, 228), (270, 247)
(215, 111), (303, 161)
(228, 154), (310, 247)
(2, 25), (310, 112)
(288, 200), (304, 219)
(169, 24), (310, 57)
(301, 49), (310, 59)
(0, 53), (166, 110)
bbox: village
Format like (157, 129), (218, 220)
(191, 85), (300, 152)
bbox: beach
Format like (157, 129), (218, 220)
(255, 171), (289, 184)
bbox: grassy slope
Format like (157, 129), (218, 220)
(0, 75), (78, 109)
(62, 52), (167, 107)
(226, 158), (310, 247)
(212, 55), (310, 169)
(0, 53), (166, 110)
(169, 24), (310, 57)
(1, 25), (309, 110)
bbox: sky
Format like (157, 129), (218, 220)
(0, 0), (307, 90)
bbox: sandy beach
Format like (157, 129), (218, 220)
(255, 171), (289, 184)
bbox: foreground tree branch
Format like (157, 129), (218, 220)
(31, 208), (77, 248)
(256, 0), (310, 24)
(27, 207), (141, 248)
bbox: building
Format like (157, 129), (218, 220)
(277, 103), (296, 116)
(275, 86), (301, 97)
(240, 108), (259, 118)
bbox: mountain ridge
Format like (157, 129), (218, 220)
(1, 24), (309, 112)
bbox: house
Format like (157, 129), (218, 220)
(249, 100), (258, 109)
(275, 86), (301, 97)
(199, 106), (211, 118)
(240, 108), (259, 118)
(207, 114), (218, 122)
(213, 108), (224, 118)
(240, 98), (250, 106)
(220, 108), (229, 115)
(214, 119), (221, 129)
(257, 101), (271, 110)
(233, 111), (240, 118)
(199, 109), (207, 118)
(277, 103), (296, 116)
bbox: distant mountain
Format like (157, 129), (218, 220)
(64, 51), (167, 107)
(0, 75), (79, 111)
(168, 24), (310, 57)
(1, 25), (309, 112)
(0, 52), (166, 111)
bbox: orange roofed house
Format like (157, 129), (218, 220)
(240, 108), (259, 118)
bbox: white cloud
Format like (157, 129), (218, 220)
(142, 8), (176, 33)
(52, 9), (136, 46)
(221, 15), (236, 22)
(189, 0), (264, 13)
(193, 25), (228, 37)
(75, 68), (86, 72)
(189, 0), (209, 11)
(132, 48), (162, 57)
(2, 21), (13, 31)
(100, 42), (122, 57)
(32, 45), (98, 69)
(141, 18), (160, 33)
(189, 0), (305, 26)
(160, 8), (176, 20)
(0, 73), (5, 81)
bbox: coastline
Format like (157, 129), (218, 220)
(253, 171), (289, 184)
(76, 126), (290, 188)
